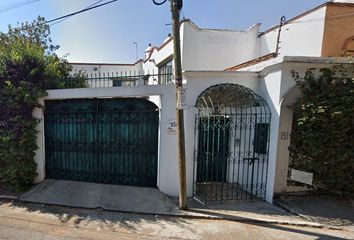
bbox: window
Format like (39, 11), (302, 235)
(112, 79), (122, 87)
(254, 123), (269, 154)
(345, 40), (354, 54)
(343, 36), (354, 56)
(158, 60), (173, 84)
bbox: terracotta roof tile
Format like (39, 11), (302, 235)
(225, 53), (277, 71)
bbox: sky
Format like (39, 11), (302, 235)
(0, 0), (329, 63)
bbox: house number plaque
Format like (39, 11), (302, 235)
(167, 119), (177, 134)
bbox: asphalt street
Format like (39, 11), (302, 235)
(0, 200), (352, 240)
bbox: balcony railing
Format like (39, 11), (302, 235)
(47, 71), (173, 90)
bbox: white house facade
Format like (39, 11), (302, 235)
(33, 0), (354, 204)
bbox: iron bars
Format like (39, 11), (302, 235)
(47, 71), (173, 89)
(44, 98), (159, 187)
(193, 84), (271, 204)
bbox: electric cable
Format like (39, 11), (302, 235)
(0, 0), (40, 13)
(3, 0), (119, 33)
(50, 0), (105, 27)
(152, 0), (168, 6)
(44, 0), (118, 25)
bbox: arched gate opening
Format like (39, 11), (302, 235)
(193, 84), (271, 204)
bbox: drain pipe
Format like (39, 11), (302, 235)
(275, 16), (287, 56)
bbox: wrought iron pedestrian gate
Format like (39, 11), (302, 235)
(44, 98), (159, 187)
(197, 116), (230, 183)
(193, 84), (271, 204)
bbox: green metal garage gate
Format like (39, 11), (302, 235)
(44, 98), (159, 187)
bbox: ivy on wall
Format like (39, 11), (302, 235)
(0, 17), (84, 191)
(289, 64), (354, 195)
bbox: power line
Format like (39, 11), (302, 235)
(152, 0), (168, 6)
(153, 0), (182, 10)
(44, 0), (118, 25)
(0, 0), (40, 13)
(50, 0), (105, 27)
(3, 0), (119, 34)
(83, 0), (105, 9)
(2, 0), (119, 37)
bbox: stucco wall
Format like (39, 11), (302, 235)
(142, 39), (174, 86)
(259, 6), (326, 58)
(144, 21), (260, 73)
(258, 70), (282, 202)
(142, 59), (159, 85)
(183, 71), (280, 203)
(274, 93), (296, 193)
(32, 67), (290, 204)
(182, 22), (259, 71)
(152, 41), (174, 67)
(183, 70), (286, 203)
(34, 73), (282, 200)
(273, 62), (344, 194)
(34, 85), (181, 197)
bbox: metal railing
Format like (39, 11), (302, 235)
(47, 71), (173, 90)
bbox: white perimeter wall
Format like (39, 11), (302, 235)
(33, 70), (284, 203)
(258, 70), (282, 202)
(273, 62), (340, 194)
(183, 71), (281, 203)
(34, 85), (181, 197)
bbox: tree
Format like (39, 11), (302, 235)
(289, 64), (354, 195)
(0, 17), (83, 191)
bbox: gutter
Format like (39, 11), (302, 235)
(258, 56), (354, 78)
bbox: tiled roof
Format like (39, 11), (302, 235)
(225, 53), (277, 71)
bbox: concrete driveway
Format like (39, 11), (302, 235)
(19, 179), (179, 215)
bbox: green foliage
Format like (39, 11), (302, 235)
(289, 64), (354, 195)
(0, 17), (84, 191)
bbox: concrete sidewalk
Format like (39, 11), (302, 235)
(0, 186), (21, 200)
(177, 197), (320, 227)
(14, 180), (323, 228)
(19, 180), (178, 215)
(275, 194), (354, 228)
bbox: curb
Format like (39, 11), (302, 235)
(273, 200), (342, 230)
(0, 197), (330, 229)
(174, 212), (326, 229)
(0, 195), (19, 200)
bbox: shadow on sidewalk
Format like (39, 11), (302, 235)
(275, 194), (354, 227)
(0, 199), (349, 240)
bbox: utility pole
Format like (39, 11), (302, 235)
(170, 0), (187, 210)
(152, 0), (187, 210)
